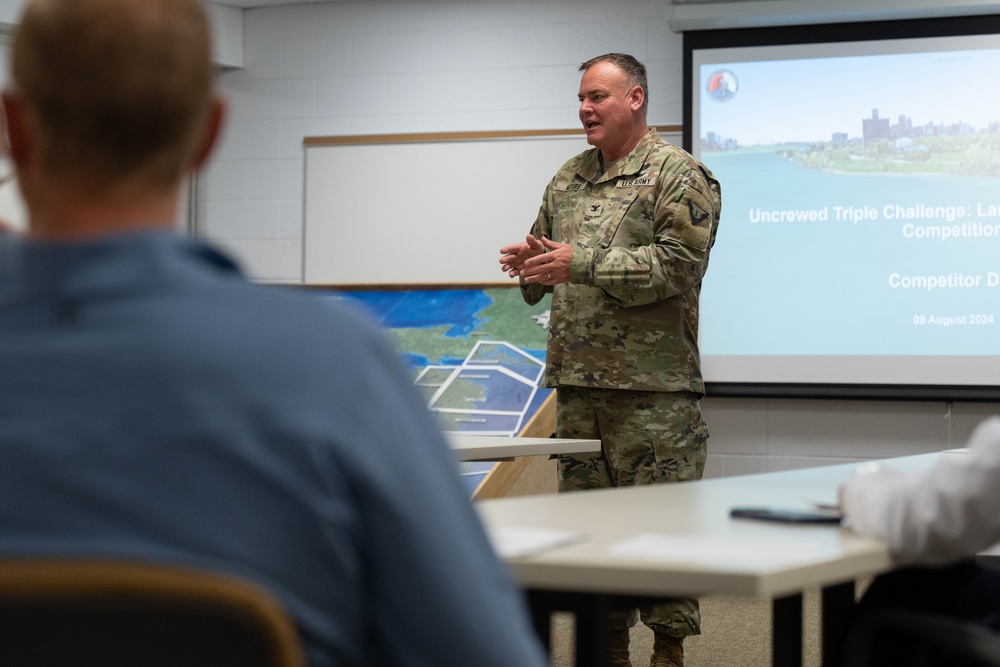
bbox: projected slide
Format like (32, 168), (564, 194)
(691, 32), (1000, 388)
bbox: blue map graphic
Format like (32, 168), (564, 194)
(316, 287), (552, 495)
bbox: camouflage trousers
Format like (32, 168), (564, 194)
(555, 386), (708, 638)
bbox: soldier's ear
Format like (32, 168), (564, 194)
(627, 85), (644, 111)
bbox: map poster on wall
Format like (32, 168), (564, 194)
(308, 286), (553, 494)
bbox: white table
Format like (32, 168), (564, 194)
(477, 452), (949, 667)
(445, 433), (600, 462)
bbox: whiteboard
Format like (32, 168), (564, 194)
(303, 129), (680, 285)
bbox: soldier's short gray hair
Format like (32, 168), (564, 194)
(579, 53), (649, 108)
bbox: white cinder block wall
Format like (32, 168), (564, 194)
(198, 0), (1000, 478)
(202, 0), (684, 283)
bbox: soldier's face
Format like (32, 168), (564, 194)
(578, 62), (639, 158)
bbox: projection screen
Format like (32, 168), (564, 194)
(685, 16), (1000, 400)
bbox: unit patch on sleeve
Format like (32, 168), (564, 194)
(672, 190), (714, 251)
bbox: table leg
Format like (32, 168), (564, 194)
(821, 581), (857, 666)
(772, 593), (803, 667)
(572, 594), (611, 667)
(526, 590), (644, 667)
(527, 590), (555, 659)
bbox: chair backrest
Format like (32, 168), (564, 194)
(0, 559), (307, 667)
(844, 607), (1000, 667)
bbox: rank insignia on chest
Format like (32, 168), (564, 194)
(586, 202), (604, 217)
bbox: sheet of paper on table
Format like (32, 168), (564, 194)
(488, 526), (588, 559)
(607, 533), (836, 567)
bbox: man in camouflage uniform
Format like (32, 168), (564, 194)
(500, 53), (721, 667)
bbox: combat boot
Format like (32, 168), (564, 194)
(608, 614), (631, 667)
(649, 632), (684, 667)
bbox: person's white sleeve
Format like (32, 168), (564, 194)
(841, 416), (1000, 565)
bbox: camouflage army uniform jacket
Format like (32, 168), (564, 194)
(520, 128), (721, 394)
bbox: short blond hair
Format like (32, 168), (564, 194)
(11, 0), (214, 192)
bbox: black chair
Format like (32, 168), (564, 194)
(0, 559), (306, 667)
(843, 607), (1000, 667)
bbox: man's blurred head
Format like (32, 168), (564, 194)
(7, 0), (215, 195)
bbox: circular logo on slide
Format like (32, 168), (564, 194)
(706, 69), (738, 102)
